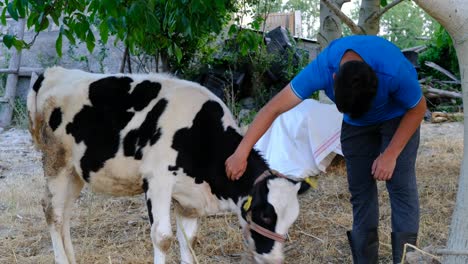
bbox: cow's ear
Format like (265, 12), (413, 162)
(243, 196), (253, 211)
(297, 181), (310, 195)
(297, 177), (318, 194)
(240, 196), (252, 220)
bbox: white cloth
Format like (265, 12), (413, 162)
(254, 99), (343, 180)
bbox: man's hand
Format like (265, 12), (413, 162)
(372, 152), (397, 181)
(225, 152), (248, 181)
(225, 85), (302, 181)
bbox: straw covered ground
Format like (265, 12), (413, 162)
(0, 121), (462, 264)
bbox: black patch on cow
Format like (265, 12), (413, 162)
(33, 74), (44, 92)
(131, 80), (162, 111)
(170, 100), (278, 254)
(49, 107), (62, 131)
(250, 175), (277, 254)
(123, 99), (167, 159)
(142, 178), (153, 224)
(147, 198), (154, 225)
(170, 100), (269, 203)
(142, 178), (149, 193)
(65, 76), (161, 181)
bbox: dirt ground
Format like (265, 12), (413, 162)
(0, 121), (463, 264)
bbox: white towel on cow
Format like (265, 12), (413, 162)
(254, 99), (343, 180)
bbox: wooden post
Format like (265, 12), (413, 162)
(0, 18), (26, 128)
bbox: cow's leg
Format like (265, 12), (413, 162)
(175, 203), (199, 264)
(43, 168), (84, 264)
(144, 176), (174, 263)
(62, 169), (84, 264)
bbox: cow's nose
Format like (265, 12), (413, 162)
(269, 258), (283, 264)
(273, 259), (283, 264)
(253, 255), (283, 264)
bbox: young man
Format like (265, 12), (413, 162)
(225, 35), (426, 263)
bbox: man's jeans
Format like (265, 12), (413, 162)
(340, 117), (420, 233)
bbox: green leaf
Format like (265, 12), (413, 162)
(51, 14), (60, 26)
(102, 0), (118, 17)
(12, 39), (24, 50)
(380, 0), (388, 7)
(15, 0), (26, 18)
(63, 29), (76, 45)
(38, 16), (50, 31)
(7, 2), (19, 20)
(3, 34), (14, 48)
(1, 7), (7, 25)
(26, 12), (37, 28)
(86, 30), (96, 52)
(99, 21), (109, 44)
(174, 44), (182, 62)
(228, 24), (237, 35)
(56, 30), (63, 57)
(251, 20), (260, 30)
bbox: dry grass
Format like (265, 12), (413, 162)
(0, 122), (462, 264)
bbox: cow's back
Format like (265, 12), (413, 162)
(28, 67), (240, 196)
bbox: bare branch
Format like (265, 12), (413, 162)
(425, 61), (461, 83)
(321, 0), (364, 34)
(422, 85), (462, 99)
(367, 0), (405, 22)
(120, 47), (128, 73)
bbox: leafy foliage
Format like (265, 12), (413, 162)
(379, 0), (436, 49)
(419, 25), (459, 79)
(188, 0), (307, 115)
(0, 0), (236, 72)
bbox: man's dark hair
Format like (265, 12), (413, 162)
(334, 60), (378, 119)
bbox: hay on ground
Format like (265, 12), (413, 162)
(0, 122), (462, 263)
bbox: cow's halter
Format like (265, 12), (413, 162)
(245, 217), (287, 243)
(242, 170), (318, 246)
(254, 169), (288, 185)
(242, 170), (289, 244)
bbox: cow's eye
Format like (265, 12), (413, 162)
(260, 211), (272, 225)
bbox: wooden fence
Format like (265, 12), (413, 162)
(264, 11), (302, 37)
(0, 13), (57, 127)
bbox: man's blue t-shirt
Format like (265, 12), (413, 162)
(290, 35), (422, 126)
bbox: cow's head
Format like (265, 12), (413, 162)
(241, 171), (315, 263)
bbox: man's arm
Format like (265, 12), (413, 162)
(225, 84), (302, 180)
(372, 97), (427, 181)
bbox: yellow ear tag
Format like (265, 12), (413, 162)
(243, 196), (252, 211)
(305, 177), (318, 189)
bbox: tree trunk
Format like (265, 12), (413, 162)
(320, 0), (405, 36)
(317, 0), (350, 49)
(358, 0), (380, 34)
(119, 46), (129, 73)
(413, 1), (468, 263)
(444, 40), (468, 264)
(160, 51), (171, 73)
(317, 0), (349, 104)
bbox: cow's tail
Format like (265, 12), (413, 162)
(27, 73), (45, 145)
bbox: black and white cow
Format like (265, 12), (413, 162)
(27, 67), (314, 264)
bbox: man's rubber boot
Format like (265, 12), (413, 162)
(347, 228), (379, 264)
(391, 232), (417, 264)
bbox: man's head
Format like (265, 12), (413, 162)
(334, 60), (378, 119)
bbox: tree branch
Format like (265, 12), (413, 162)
(320, 0), (364, 34)
(367, 0), (405, 22)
